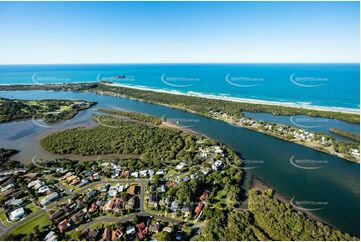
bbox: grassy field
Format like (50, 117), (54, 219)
(8, 213), (51, 235)
(0, 210), (10, 226)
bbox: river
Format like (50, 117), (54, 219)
(0, 90), (359, 236)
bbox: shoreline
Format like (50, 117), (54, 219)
(104, 82), (360, 114)
(250, 174), (338, 231)
(0, 82), (359, 114)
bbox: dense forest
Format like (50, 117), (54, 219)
(41, 115), (200, 167)
(0, 83), (358, 123)
(0, 97), (95, 123)
(0, 148), (22, 170)
(197, 189), (357, 241)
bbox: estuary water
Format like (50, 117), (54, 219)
(0, 63), (359, 110)
(0, 90), (359, 236)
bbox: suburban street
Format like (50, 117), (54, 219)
(0, 177), (192, 238)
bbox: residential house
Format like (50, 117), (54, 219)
(166, 181), (177, 188)
(71, 208), (86, 224)
(149, 222), (161, 233)
(40, 192), (59, 206)
(130, 172), (139, 178)
(171, 201), (179, 212)
(58, 219), (71, 233)
(113, 198), (124, 213)
(195, 202), (203, 216)
(112, 229), (123, 240)
(49, 209), (65, 221)
(148, 193), (158, 209)
(212, 160), (223, 171)
(9, 207), (26, 221)
(128, 185), (136, 195)
(126, 226), (136, 235)
(102, 228), (111, 241)
(77, 179), (89, 187)
(200, 191), (209, 201)
(157, 184), (166, 193)
(44, 231), (58, 241)
(83, 229), (99, 241)
(136, 222), (148, 240)
(181, 206), (191, 217)
(163, 227), (172, 233)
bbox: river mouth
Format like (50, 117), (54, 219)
(0, 89), (359, 237)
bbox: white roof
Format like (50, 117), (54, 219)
(9, 207), (25, 221)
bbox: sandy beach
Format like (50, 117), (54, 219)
(104, 82), (360, 114)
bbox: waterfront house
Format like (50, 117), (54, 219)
(212, 160), (223, 171)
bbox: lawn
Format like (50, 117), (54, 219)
(0, 210), (10, 226)
(8, 214), (51, 235)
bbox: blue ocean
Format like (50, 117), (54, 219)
(0, 64), (359, 110)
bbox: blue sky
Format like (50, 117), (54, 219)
(0, 1), (359, 64)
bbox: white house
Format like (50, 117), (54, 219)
(9, 207), (26, 221)
(212, 160), (223, 171)
(40, 192), (59, 206)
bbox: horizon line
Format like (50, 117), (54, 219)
(0, 62), (360, 65)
